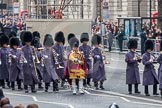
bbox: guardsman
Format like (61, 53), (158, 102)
(91, 34), (106, 90)
(21, 31), (39, 93)
(65, 37), (87, 95)
(125, 39), (141, 94)
(52, 31), (65, 87)
(79, 32), (92, 87)
(9, 37), (24, 90)
(66, 33), (76, 56)
(142, 40), (159, 96)
(31, 31), (43, 89)
(157, 41), (162, 98)
(0, 35), (10, 88)
(42, 34), (59, 92)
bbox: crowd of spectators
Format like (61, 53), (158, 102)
(0, 15), (26, 32)
(0, 89), (39, 108)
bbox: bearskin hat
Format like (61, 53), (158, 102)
(0, 35), (9, 46)
(127, 39), (138, 49)
(67, 33), (75, 43)
(33, 31), (40, 38)
(145, 40), (154, 51)
(22, 31), (33, 42)
(91, 34), (101, 45)
(20, 31), (25, 41)
(10, 37), (20, 47)
(80, 32), (89, 43)
(69, 37), (79, 48)
(54, 31), (65, 43)
(8, 31), (17, 39)
(43, 34), (54, 47)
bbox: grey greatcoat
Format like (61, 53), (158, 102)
(21, 45), (39, 85)
(125, 51), (141, 84)
(157, 54), (162, 89)
(9, 49), (24, 82)
(52, 44), (65, 79)
(142, 52), (159, 86)
(79, 44), (93, 78)
(42, 48), (59, 83)
(0, 47), (10, 80)
(91, 47), (106, 82)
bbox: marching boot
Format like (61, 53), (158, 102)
(0, 80), (5, 88)
(153, 84), (159, 95)
(31, 85), (37, 93)
(128, 84), (132, 94)
(38, 82), (43, 89)
(53, 81), (59, 92)
(79, 80), (84, 94)
(24, 85), (29, 93)
(83, 79), (87, 88)
(45, 83), (49, 92)
(100, 81), (105, 90)
(17, 80), (23, 90)
(94, 82), (99, 90)
(134, 84), (140, 94)
(145, 86), (150, 96)
(11, 82), (15, 90)
(6, 80), (10, 88)
(87, 78), (91, 87)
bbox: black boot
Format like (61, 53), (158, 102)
(17, 80), (23, 90)
(83, 79), (87, 87)
(128, 84), (132, 94)
(100, 81), (105, 90)
(145, 86), (150, 96)
(6, 80), (10, 88)
(0, 80), (5, 88)
(31, 85), (37, 93)
(87, 78), (91, 87)
(38, 82), (43, 89)
(53, 81), (59, 92)
(11, 82), (15, 90)
(135, 84), (140, 94)
(94, 82), (99, 90)
(24, 85), (29, 93)
(45, 83), (49, 92)
(153, 84), (159, 95)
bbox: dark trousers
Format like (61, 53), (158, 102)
(83, 78), (91, 86)
(108, 43), (112, 52)
(118, 40), (123, 52)
(144, 84), (157, 94)
(0, 80), (10, 88)
(45, 80), (58, 91)
(11, 79), (22, 89)
(128, 84), (139, 93)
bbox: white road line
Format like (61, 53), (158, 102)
(85, 90), (162, 107)
(5, 92), (74, 108)
(120, 97), (130, 102)
(87, 88), (162, 104)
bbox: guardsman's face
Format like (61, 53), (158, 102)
(147, 49), (151, 53)
(3, 44), (8, 48)
(94, 44), (99, 48)
(130, 48), (135, 52)
(13, 45), (18, 49)
(83, 41), (88, 44)
(25, 42), (31, 46)
(73, 47), (78, 51)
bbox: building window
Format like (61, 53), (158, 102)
(117, 0), (122, 10)
(152, 0), (156, 10)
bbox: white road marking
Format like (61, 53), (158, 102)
(85, 89), (162, 107)
(5, 92), (74, 108)
(87, 88), (162, 104)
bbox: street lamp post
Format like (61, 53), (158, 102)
(149, 0), (152, 29)
(138, 0), (140, 17)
